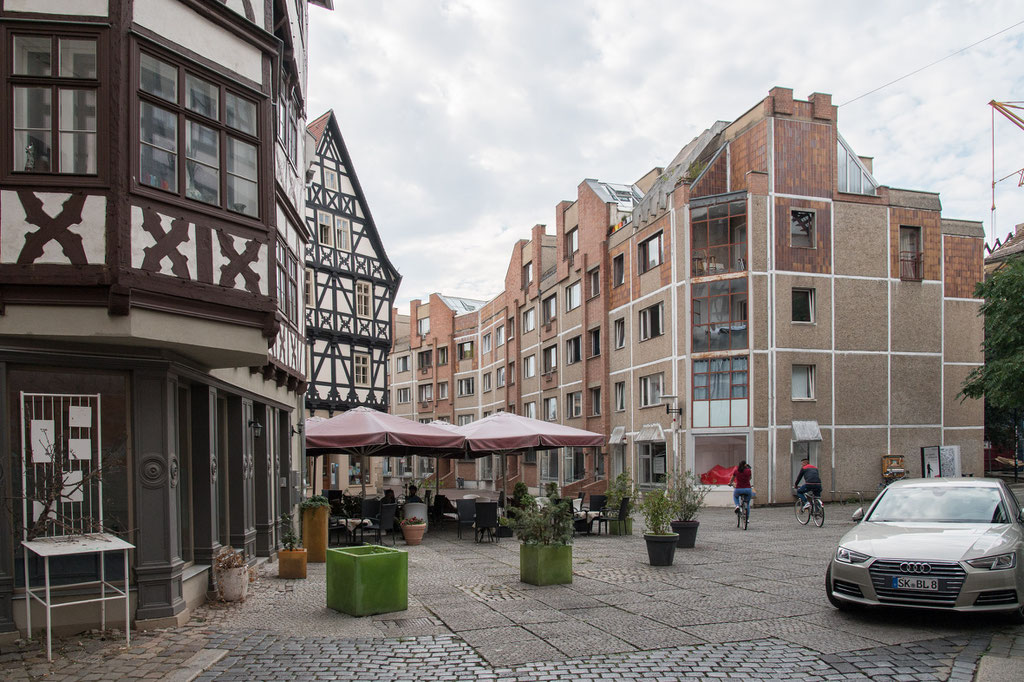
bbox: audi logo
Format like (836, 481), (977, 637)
(899, 562), (932, 574)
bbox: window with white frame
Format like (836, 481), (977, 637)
(563, 447), (584, 482)
(304, 268), (314, 306)
(496, 325), (505, 346)
(334, 216), (350, 250)
(496, 366), (505, 387)
(588, 267), (600, 298)
(836, 135), (877, 196)
(639, 302), (664, 340)
(639, 372), (663, 407)
(417, 317), (430, 336)
(523, 401), (536, 419)
(396, 355), (409, 372)
(614, 381), (625, 411)
(458, 414), (474, 426)
(565, 281), (581, 311)
(507, 317), (515, 339)
(792, 288), (815, 323)
(482, 333), (491, 353)
(522, 261), (533, 286)
(478, 454), (494, 479)
(457, 377), (475, 396)
(523, 308), (536, 332)
(540, 449), (559, 481)
(543, 396), (558, 421)
(567, 391), (582, 418)
(317, 211), (332, 247)
(353, 353), (370, 386)
(457, 341), (474, 360)
(542, 344), (557, 373)
(437, 381), (448, 400)
(417, 349), (432, 369)
(612, 253), (624, 287)
(588, 328), (601, 357)
(523, 355), (536, 378)
(508, 361), (515, 384)
(437, 346), (448, 365)
(482, 372), (492, 392)
(638, 232), (663, 273)
(396, 388), (411, 403)
(566, 227), (578, 255)
(542, 294), (557, 324)
(418, 383), (433, 402)
(565, 336), (581, 364)
(639, 442), (667, 486)
(355, 281), (371, 318)
(792, 365), (815, 400)
(589, 387), (601, 416)
(614, 318), (625, 349)
(323, 168), (338, 190)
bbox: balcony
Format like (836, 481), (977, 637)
(899, 251), (923, 281)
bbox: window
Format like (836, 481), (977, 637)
(543, 397), (558, 421)
(522, 261), (533, 287)
(304, 268), (314, 306)
(437, 346), (448, 365)
(355, 281), (371, 318)
(589, 387), (601, 416)
(790, 209), (815, 249)
(614, 381), (625, 411)
(418, 383), (433, 402)
(693, 356), (748, 400)
(508, 361), (516, 384)
(334, 216), (350, 250)
(566, 391), (582, 418)
(396, 355), (410, 373)
(317, 211), (333, 247)
(588, 268), (601, 298)
(483, 372), (492, 392)
(457, 377), (475, 396)
(565, 336), (582, 364)
(496, 366), (505, 387)
(458, 414), (474, 426)
(792, 365), (815, 400)
(899, 225), (923, 280)
(457, 341), (474, 361)
(523, 401), (536, 419)
(639, 442), (667, 486)
(11, 33), (100, 176)
(396, 388), (411, 404)
(417, 317), (430, 336)
(563, 447), (584, 482)
(540, 449), (559, 481)
(323, 168), (338, 190)
(276, 241), (298, 324)
(691, 279), (747, 352)
(792, 288), (815, 323)
(496, 325), (505, 346)
(691, 200), (747, 276)
(138, 50), (260, 217)
(565, 282), (581, 311)
(542, 344), (557, 373)
(417, 349), (432, 369)
(482, 333), (491, 353)
(639, 302), (664, 341)
(638, 232), (663, 273)
(639, 372), (663, 407)
(612, 254), (625, 287)
(523, 308), (536, 332)
(836, 136), (877, 196)
(694, 434), (747, 487)
(588, 328), (601, 357)
(595, 446), (606, 480)
(523, 355), (536, 379)
(353, 353), (370, 386)
(437, 382), (448, 400)
(276, 87), (298, 167)
(566, 227), (578, 255)
(507, 317), (515, 339)
(614, 318), (625, 349)
(542, 294), (557, 324)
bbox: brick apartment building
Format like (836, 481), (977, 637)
(388, 87), (985, 505)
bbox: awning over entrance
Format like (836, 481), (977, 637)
(608, 425), (625, 445)
(635, 423), (665, 443)
(792, 420), (822, 442)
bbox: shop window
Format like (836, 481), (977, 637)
(691, 278), (747, 352)
(691, 200), (746, 276)
(790, 209), (815, 249)
(792, 288), (815, 323)
(638, 231), (663, 274)
(792, 365), (815, 400)
(638, 442), (667, 486)
(693, 434), (747, 486)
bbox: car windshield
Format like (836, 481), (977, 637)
(867, 486), (1008, 524)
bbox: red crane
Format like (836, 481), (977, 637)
(990, 100), (1024, 213)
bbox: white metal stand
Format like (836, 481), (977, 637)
(22, 533), (134, 661)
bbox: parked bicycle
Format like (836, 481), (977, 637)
(795, 489), (825, 527)
(735, 491), (751, 530)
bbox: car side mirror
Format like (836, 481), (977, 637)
(851, 507), (864, 522)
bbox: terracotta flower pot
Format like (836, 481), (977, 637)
(402, 523), (426, 545)
(302, 506), (329, 563)
(278, 548), (307, 579)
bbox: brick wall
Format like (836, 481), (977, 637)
(774, 119), (833, 198)
(943, 235), (984, 298)
(729, 120), (768, 193)
(774, 198), (832, 273)
(889, 207), (941, 281)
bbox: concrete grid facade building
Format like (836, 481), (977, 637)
(0, 0), (331, 638)
(389, 87), (985, 504)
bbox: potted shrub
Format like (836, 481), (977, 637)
(514, 491), (573, 585)
(400, 516), (427, 545)
(214, 546), (251, 601)
(604, 471), (635, 535)
(327, 545), (408, 616)
(639, 488), (678, 566)
(668, 472), (711, 548)
(300, 495), (331, 563)
(278, 512), (307, 578)
(496, 515), (514, 538)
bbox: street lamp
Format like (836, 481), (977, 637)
(661, 394), (681, 480)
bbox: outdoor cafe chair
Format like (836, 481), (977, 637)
(361, 497), (381, 520)
(359, 503), (397, 545)
(474, 501), (499, 543)
(596, 497), (629, 536)
(587, 494), (607, 514)
(456, 498), (476, 540)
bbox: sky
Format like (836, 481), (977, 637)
(307, 0), (1024, 310)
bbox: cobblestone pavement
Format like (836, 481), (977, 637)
(3, 504), (1023, 680)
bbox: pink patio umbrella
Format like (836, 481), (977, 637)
(305, 407), (466, 497)
(453, 412), (605, 495)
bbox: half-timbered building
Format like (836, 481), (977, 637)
(304, 110), (400, 493)
(0, 0), (332, 641)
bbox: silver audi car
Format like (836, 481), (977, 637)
(826, 478), (1024, 621)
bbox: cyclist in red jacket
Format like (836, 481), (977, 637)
(794, 458), (822, 510)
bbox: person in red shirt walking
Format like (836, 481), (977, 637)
(729, 460), (753, 514)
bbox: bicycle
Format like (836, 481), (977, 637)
(795, 490), (825, 527)
(735, 491), (751, 530)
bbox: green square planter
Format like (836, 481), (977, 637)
(520, 544), (572, 586)
(326, 545), (408, 616)
(608, 518), (633, 535)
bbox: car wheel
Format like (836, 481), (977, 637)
(825, 562), (856, 611)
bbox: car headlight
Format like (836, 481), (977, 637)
(966, 552), (1016, 570)
(836, 547), (871, 564)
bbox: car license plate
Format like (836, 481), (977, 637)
(891, 576), (939, 591)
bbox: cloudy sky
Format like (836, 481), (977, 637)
(307, 1), (1024, 309)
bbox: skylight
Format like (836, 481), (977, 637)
(837, 134), (877, 196)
